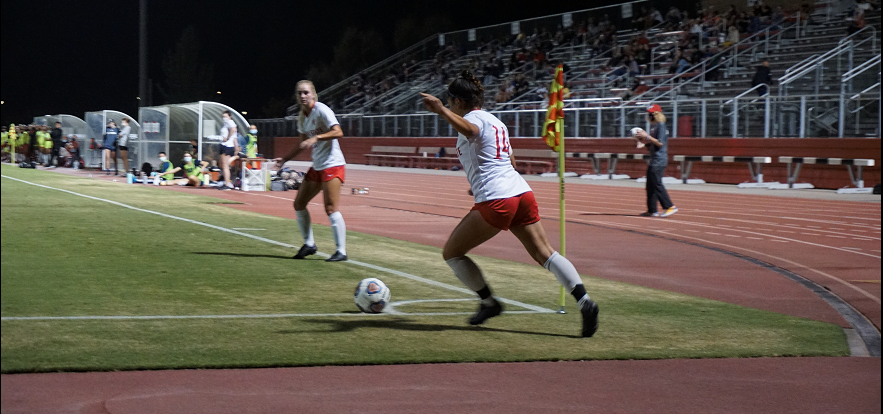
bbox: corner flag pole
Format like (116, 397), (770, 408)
(542, 65), (568, 314)
(557, 116), (567, 314)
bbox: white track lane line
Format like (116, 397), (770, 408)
(572, 218), (881, 305)
(0, 175), (556, 318)
(355, 186), (881, 238)
(354, 177), (882, 219)
(354, 188), (882, 259)
(648, 218), (881, 259)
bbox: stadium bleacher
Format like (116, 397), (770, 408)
(252, 0), (879, 142)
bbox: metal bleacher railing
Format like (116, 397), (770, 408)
(255, 1), (880, 140)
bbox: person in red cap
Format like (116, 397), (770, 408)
(633, 104), (678, 217)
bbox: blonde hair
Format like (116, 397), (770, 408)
(650, 111), (667, 123)
(296, 80), (318, 128)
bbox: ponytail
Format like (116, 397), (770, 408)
(448, 70), (485, 109)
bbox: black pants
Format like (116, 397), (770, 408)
(646, 165), (674, 213)
(47, 147), (60, 167)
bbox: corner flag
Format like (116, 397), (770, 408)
(542, 65), (568, 313)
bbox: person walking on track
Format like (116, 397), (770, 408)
(634, 104), (678, 217)
(274, 80), (348, 262)
(420, 70), (599, 337)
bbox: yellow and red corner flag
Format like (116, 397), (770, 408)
(542, 65), (565, 151)
(541, 65), (569, 313)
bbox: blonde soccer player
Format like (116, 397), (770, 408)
(420, 70), (599, 337)
(274, 80), (348, 262)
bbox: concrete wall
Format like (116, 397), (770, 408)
(272, 137), (881, 190)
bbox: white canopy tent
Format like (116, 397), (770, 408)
(138, 101), (249, 171)
(32, 114), (88, 137)
(84, 110), (142, 170)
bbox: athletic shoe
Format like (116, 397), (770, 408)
(580, 300), (599, 338)
(325, 251), (348, 262)
(218, 185), (232, 191)
(468, 301), (503, 325)
(293, 244), (317, 259)
(660, 206), (678, 217)
(638, 211), (655, 217)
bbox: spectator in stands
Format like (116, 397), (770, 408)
(634, 105), (677, 218)
(770, 6), (785, 29)
(723, 25), (740, 47)
(747, 11), (762, 34)
(650, 8), (664, 25)
(751, 59), (773, 96)
(620, 80), (649, 100)
(847, 8), (867, 35)
(635, 43), (651, 69)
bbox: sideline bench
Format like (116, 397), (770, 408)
(771, 157), (876, 193)
(572, 153), (644, 180)
(364, 146), (416, 168)
(512, 149), (556, 175)
(672, 155), (774, 187)
(411, 147), (459, 170)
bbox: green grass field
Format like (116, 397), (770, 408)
(0, 164), (849, 373)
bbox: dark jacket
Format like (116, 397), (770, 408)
(751, 65), (772, 87)
(50, 127), (63, 145)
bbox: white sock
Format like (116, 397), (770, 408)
(543, 251), (583, 292)
(445, 256), (488, 292)
(295, 209), (315, 247)
(328, 211), (346, 255)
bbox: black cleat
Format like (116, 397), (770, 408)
(293, 244), (317, 259)
(468, 301), (503, 325)
(581, 300), (600, 338)
(325, 251), (348, 262)
(638, 211), (655, 217)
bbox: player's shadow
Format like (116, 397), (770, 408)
(286, 318), (579, 339)
(192, 251), (293, 260)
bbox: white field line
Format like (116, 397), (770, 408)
(1, 310), (548, 322)
(0, 175), (555, 320)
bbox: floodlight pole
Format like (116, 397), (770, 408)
(139, 0), (147, 109)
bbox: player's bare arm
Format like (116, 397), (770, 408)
(300, 125), (343, 149)
(275, 133), (308, 168)
(420, 93), (479, 138)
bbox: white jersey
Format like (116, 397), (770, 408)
(220, 119), (237, 147)
(457, 110), (532, 203)
(297, 101), (346, 170)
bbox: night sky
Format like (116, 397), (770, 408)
(2, 0), (642, 126)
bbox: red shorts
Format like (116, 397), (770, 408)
(305, 165), (346, 183)
(471, 191), (540, 231)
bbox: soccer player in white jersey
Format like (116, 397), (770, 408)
(420, 70), (599, 337)
(274, 80), (348, 262)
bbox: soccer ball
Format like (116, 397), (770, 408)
(630, 127), (646, 137)
(354, 278), (391, 313)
